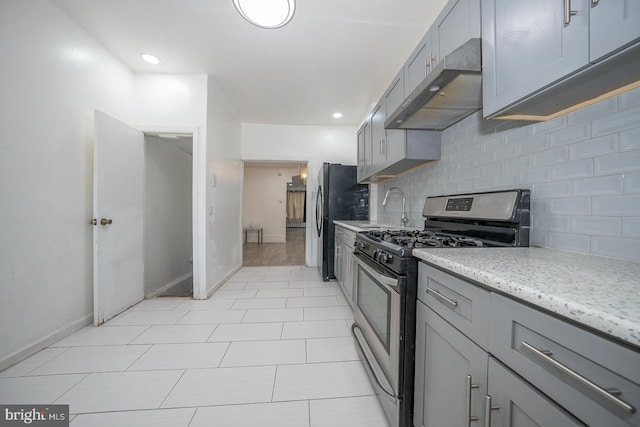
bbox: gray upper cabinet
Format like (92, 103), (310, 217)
(357, 119), (371, 183)
(431, 0), (481, 61)
(481, 0), (590, 118)
(370, 101), (386, 169)
(590, 0), (640, 61)
(483, 0), (640, 119)
(405, 31), (434, 98)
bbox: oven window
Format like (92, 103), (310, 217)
(357, 267), (391, 353)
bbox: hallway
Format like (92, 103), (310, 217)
(243, 228), (306, 266)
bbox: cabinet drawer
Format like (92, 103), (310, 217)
(490, 293), (640, 427)
(342, 228), (356, 248)
(418, 262), (490, 349)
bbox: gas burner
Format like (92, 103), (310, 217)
(442, 236), (484, 248)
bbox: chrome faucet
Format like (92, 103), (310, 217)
(382, 186), (409, 227)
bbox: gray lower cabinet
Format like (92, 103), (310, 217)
(414, 300), (488, 427)
(415, 262), (640, 426)
(334, 225), (356, 305)
(487, 357), (586, 427)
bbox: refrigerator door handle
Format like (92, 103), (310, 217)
(315, 185), (323, 237)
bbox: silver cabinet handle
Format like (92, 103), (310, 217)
(564, 0), (578, 24)
(427, 288), (458, 309)
(521, 341), (636, 414)
(466, 375), (479, 427)
(592, 0), (599, 4)
(423, 59), (428, 77)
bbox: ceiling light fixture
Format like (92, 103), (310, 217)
(333, 112), (343, 119)
(141, 53), (160, 65)
(233, 0), (295, 29)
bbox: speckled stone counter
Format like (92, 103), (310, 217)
(412, 247), (640, 349)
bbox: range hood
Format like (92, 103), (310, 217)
(385, 38), (482, 131)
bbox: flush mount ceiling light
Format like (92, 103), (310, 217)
(141, 53), (160, 64)
(332, 112), (343, 119)
(233, 0), (295, 29)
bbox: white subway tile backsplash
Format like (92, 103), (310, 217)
(619, 127), (640, 152)
(594, 150), (640, 175)
(591, 105), (640, 137)
(624, 172), (640, 194)
(619, 86), (640, 109)
(567, 97), (617, 125)
(517, 134), (547, 155)
(549, 122), (590, 147)
(622, 218), (640, 238)
(519, 167), (549, 184)
(377, 89), (639, 260)
(568, 134), (617, 160)
(504, 156), (531, 172)
(533, 214), (570, 232)
(549, 198), (590, 216)
(571, 216), (621, 237)
(572, 175), (623, 197)
(494, 172), (519, 188)
(547, 232), (591, 253)
(592, 195), (640, 216)
(532, 146), (569, 167)
(591, 237), (640, 261)
(550, 159), (593, 181)
(534, 181), (571, 199)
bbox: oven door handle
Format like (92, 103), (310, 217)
(351, 323), (397, 399)
(353, 253), (398, 291)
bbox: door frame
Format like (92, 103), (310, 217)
(241, 157), (317, 267)
(138, 124), (206, 299)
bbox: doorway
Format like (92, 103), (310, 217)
(144, 133), (193, 297)
(242, 161), (307, 266)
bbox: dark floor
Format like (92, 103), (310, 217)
(243, 227), (306, 266)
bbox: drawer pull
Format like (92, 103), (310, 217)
(466, 375), (479, 427)
(427, 288), (458, 309)
(521, 341), (636, 414)
(484, 395), (499, 427)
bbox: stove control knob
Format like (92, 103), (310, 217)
(381, 252), (393, 263)
(357, 241), (367, 251)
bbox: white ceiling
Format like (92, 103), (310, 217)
(52, 0), (449, 126)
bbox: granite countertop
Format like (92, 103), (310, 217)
(413, 247), (640, 349)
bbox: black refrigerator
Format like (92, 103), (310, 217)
(315, 163), (369, 281)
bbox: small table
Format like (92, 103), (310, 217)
(244, 227), (263, 245)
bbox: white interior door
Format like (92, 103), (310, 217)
(93, 110), (144, 325)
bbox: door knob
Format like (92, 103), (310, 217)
(100, 218), (113, 225)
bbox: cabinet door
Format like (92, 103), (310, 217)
(362, 120), (371, 179)
(432, 0), (481, 61)
(482, 0), (589, 117)
(590, 0), (640, 61)
(384, 70), (405, 119)
(342, 243), (354, 304)
(414, 301), (487, 427)
(357, 125), (366, 181)
(405, 31), (433, 97)
(334, 238), (342, 285)
(370, 101), (386, 170)
(487, 357), (586, 427)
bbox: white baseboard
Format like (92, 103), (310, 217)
(0, 313), (93, 372)
(206, 263), (242, 299)
(146, 272), (193, 298)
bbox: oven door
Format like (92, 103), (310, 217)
(352, 251), (402, 426)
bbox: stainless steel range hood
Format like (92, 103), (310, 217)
(385, 38), (482, 131)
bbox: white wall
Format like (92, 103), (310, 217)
(378, 87), (640, 261)
(243, 165), (301, 242)
(241, 123), (358, 266)
(144, 136), (193, 296)
(205, 77), (243, 296)
(0, 0), (135, 369)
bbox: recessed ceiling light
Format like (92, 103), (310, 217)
(233, 0), (295, 29)
(333, 112), (343, 119)
(141, 53), (160, 65)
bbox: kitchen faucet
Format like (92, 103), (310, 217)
(382, 187), (409, 227)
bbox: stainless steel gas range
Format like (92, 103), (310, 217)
(351, 189), (531, 427)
